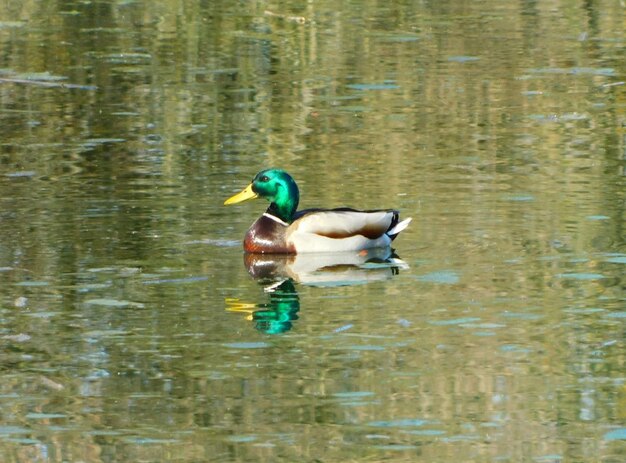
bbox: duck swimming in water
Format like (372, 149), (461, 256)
(224, 169), (411, 254)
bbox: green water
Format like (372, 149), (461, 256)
(0, 1), (625, 462)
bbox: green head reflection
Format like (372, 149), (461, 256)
(251, 279), (299, 334)
(226, 279), (300, 335)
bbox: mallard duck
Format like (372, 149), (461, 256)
(224, 169), (411, 254)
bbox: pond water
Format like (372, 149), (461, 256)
(0, 0), (625, 462)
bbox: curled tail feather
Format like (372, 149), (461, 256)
(387, 217), (412, 239)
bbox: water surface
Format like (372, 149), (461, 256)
(0, 1), (625, 462)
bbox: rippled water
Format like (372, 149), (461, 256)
(0, 0), (625, 462)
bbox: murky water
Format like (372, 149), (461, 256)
(1, 0), (625, 461)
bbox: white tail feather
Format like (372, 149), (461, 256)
(387, 217), (412, 236)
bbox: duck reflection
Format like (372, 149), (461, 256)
(226, 249), (408, 334)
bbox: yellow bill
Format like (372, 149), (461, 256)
(224, 183), (258, 205)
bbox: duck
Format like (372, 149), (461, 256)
(224, 168), (412, 254)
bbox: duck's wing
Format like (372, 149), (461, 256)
(291, 208), (403, 239)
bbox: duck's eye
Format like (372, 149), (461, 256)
(260, 175), (270, 182)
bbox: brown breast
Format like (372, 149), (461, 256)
(244, 215), (295, 254)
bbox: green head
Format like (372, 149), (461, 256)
(224, 169), (300, 223)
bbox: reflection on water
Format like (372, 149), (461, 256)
(227, 279), (300, 334)
(228, 249), (408, 333)
(244, 248), (406, 287)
